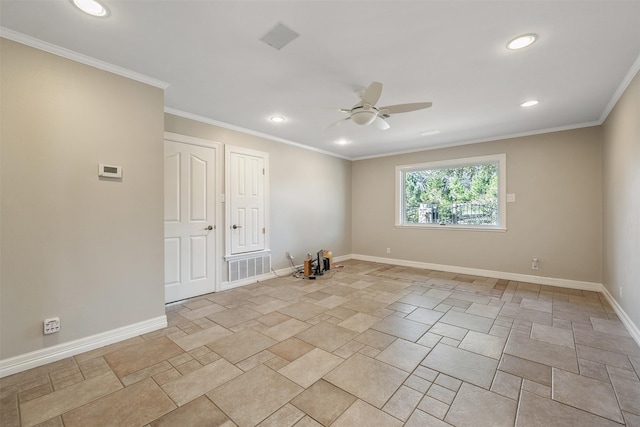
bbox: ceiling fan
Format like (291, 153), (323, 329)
(325, 81), (432, 130)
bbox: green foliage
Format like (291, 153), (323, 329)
(404, 163), (499, 225)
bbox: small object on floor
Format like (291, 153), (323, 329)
(332, 264), (344, 269)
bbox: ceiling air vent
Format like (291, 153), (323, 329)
(260, 22), (299, 50)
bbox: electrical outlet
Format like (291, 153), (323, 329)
(386, 248), (391, 254)
(44, 317), (60, 335)
(620, 287), (623, 298)
(531, 258), (539, 270)
(285, 251), (290, 259)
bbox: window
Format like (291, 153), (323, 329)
(396, 154), (506, 230)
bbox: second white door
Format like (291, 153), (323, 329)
(164, 139), (218, 303)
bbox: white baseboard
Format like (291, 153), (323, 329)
(0, 315), (167, 379)
(351, 254), (603, 292)
(599, 287), (640, 347)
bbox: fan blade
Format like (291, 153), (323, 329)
(373, 115), (390, 130)
(306, 105), (351, 113)
(324, 117), (351, 129)
(379, 102), (432, 115)
(360, 81), (383, 106)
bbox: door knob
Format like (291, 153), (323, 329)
(232, 224), (242, 229)
(205, 225), (213, 230)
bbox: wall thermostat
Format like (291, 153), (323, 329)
(98, 163), (122, 179)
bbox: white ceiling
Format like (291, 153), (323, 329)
(2, 1), (640, 160)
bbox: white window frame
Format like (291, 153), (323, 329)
(395, 154), (507, 231)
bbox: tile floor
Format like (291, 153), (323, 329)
(2, 260), (640, 426)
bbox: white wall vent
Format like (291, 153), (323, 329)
(228, 254), (271, 282)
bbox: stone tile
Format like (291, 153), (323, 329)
(439, 310), (494, 333)
(522, 378), (551, 398)
(417, 332), (443, 348)
(624, 411), (640, 427)
(262, 318), (312, 341)
(207, 306), (263, 328)
(62, 379), (175, 426)
(399, 294), (443, 309)
(277, 301), (328, 321)
(339, 297), (389, 315)
(295, 322), (357, 352)
(161, 358), (242, 406)
(375, 338), (430, 372)
(520, 298), (552, 313)
(324, 353), (408, 408)
(499, 304), (552, 325)
(573, 323), (640, 356)
(578, 358), (610, 381)
(609, 373), (640, 416)
(498, 354), (552, 386)
(18, 381), (53, 403)
(530, 323), (575, 349)
(446, 382), (516, 426)
(19, 372), (122, 427)
(404, 375), (432, 393)
(576, 344), (635, 370)
(73, 338), (145, 364)
(354, 329), (397, 350)
(382, 385), (422, 422)
(516, 391), (621, 427)
(465, 303), (501, 319)
(180, 303), (227, 320)
(427, 383), (456, 404)
(103, 336), (183, 378)
(434, 374), (462, 391)
(405, 409), (451, 427)
(552, 368), (623, 423)
(331, 399), (403, 427)
(254, 299), (292, 315)
(421, 343), (498, 388)
(121, 361), (172, 386)
(291, 380), (356, 426)
(591, 317), (631, 337)
(294, 415), (323, 426)
(504, 333), (578, 373)
(257, 403), (305, 427)
(491, 370), (522, 400)
(417, 395), (449, 419)
(405, 307), (445, 324)
(170, 325), (233, 352)
(631, 355), (640, 377)
(206, 328), (276, 364)
(278, 348), (343, 388)
(429, 322), (468, 341)
(207, 365), (303, 427)
(150, 396), (233, 426)
(371, 315), (430, 341)
(256, 311), (291, 327)
(315, 295), (349, 309)
(458, 330), (506, 359)
(337, 313), (380, 333)
(268, 337), (315, 362)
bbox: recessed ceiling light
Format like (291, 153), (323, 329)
(270, 116), (285, 123)
(72, 0), (109, 17)
(507, 34), (537, 50)
(520, 100), (539, 107)
(335, 139), (350, 145)
(420, 130), (440, 136)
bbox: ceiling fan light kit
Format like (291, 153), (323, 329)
(325, 81), (432, 130)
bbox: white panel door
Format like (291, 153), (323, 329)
(229, 150), (265, 254)
(164, 140), (217, 303)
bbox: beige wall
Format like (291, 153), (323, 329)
(602, 70), (640, 329)
(164, 114), (353, 274)
(0, 40), (166, 359)
(352, 127), (603, 283)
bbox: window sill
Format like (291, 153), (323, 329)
(395, 224), (507, 232)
